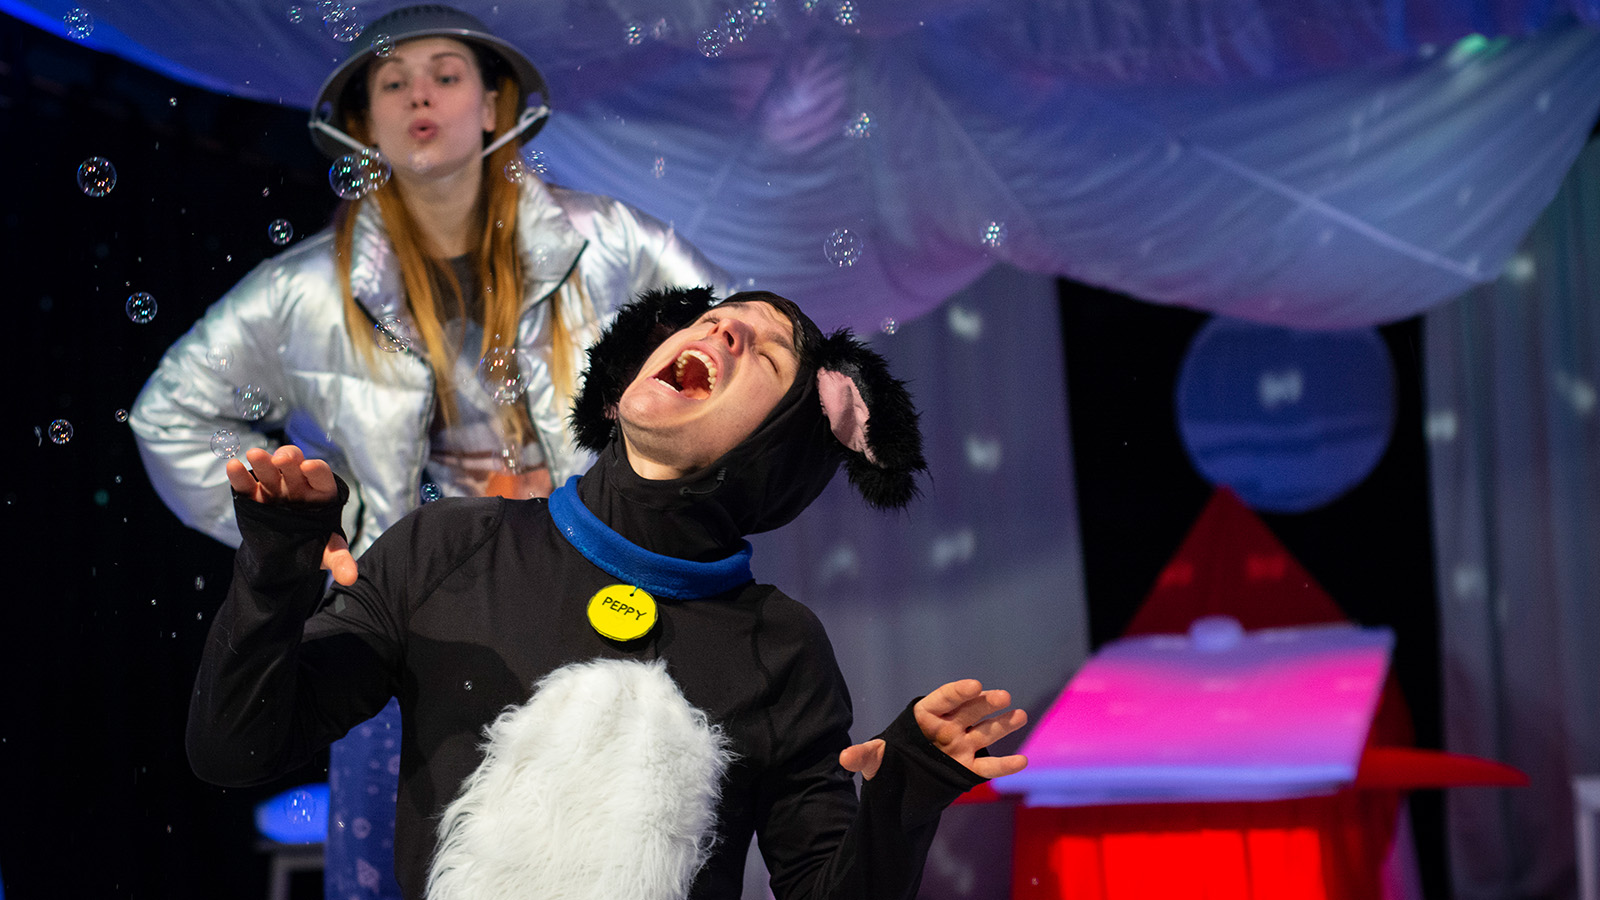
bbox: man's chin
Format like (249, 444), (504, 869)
(616, 425), (720, 483)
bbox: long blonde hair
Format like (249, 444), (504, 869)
(334, 70), (577, 437)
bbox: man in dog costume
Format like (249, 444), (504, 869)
(188, 287), (1028, 900)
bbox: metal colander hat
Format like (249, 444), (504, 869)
(308, 4), (549, 158)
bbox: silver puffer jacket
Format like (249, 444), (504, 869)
(131, 178), (730, 555)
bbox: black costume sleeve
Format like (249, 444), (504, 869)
(186, 479), (406, 786)
(796, 706), (984, 900)
(754, 614), (986, 900)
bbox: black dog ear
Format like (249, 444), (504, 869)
(814, 331), (926, 509)
(570, 286), (719, 452)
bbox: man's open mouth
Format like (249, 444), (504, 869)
(652, 349), (718, 400)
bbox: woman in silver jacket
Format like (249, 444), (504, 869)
(130, 6), (729, 899)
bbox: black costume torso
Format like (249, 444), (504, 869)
(188, 441), (981, 900)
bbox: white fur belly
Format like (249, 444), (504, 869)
(426, 658), (733, 900)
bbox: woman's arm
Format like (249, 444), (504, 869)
(130, 260), (295, 547)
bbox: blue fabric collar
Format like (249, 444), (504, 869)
(548, 478), (754, 599)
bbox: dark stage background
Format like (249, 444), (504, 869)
(0, 12), (1445, 899)
(1059, 287), (1446, 898)
(1, 13), (339, 898)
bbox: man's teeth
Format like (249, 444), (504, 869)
(674, 349), (718, 390)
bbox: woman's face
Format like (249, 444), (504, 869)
(363, 36), (498, 181)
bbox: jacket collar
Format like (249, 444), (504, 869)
(348, 176), (588, 328)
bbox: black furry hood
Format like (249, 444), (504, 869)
(569, 287), (925, 541)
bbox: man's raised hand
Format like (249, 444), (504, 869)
(226, 445), (357, 585)
(839, 679), (1028, 781)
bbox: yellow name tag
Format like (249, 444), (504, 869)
(586, 584), (658, 642)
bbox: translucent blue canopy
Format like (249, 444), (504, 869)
(8, 0), (1600, 329)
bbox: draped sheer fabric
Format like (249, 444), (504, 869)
(8, 0), (1600, 329)
(1425, 139), (1600, 900)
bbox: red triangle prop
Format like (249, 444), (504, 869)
(1124, 487), (1347, 635)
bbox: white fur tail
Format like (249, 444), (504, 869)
(426, 658), (733, 900)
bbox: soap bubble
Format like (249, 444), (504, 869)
(880, 317), (898, 335)
(476, 346), (526, 405)
(329, 149), (391, 199)
(267, 219), (294, 245)
(720, 7), (750, 42)
(322, 3), (364, 41)
(697, 28), (729, 57)
(624, 21), (644, 45)
(125, 292), (158, 324)
(521, 149), (548, 176)
(652, 156), (666, 179)
(370, 32), (394, 57)
(209, 430), (241, 459)
(834, 0), (857, 26)
(421, 482), (442, 503)
(823, 228), (862, 267)
(981, 220), (1008, 248)
(287, 5), (304, 23)
(286, 790), (319, 825)
(748, 0), (770, 23)
(77, 157), (117, 197)
(114, 409), (128, 423)
(205, 345), (235, 373)
(374, 315), (414, 352)
(233, 384), (271, 422)
(63, 8), (93, 39)
(503, 159), (527, 183)
(843, 111), (873, 139)
(529, 243), (566, 280)
(48, 419), (73, 444)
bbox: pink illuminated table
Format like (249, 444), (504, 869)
(991, 621), (1523, 900)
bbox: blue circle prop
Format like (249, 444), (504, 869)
(1176, 317), (1395, 514)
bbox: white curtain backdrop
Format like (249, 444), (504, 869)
(747, 262), (1087, 899)
(751, 262), (1089, 750)
(1425, 137), (1600, 900)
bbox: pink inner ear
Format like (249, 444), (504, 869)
(817, 369), (877, 464)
